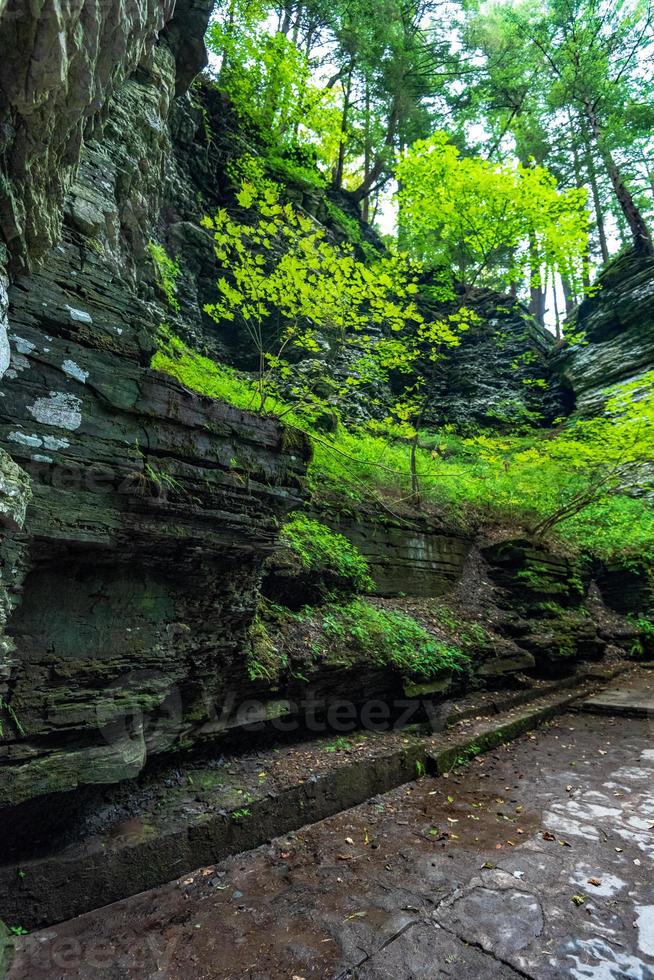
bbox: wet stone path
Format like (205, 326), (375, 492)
(9, 710), (654, 979)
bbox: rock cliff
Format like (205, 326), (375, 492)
(0, 1), (649, 822)
(556, 250), (654, 415)
(0, 1), (311, 808)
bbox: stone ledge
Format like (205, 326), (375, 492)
(0, 665), (624, 930)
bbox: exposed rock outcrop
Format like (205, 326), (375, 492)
(424, 290), (569, 430)
(556, 250), (654, 415)
(0, 0), (214, 272)
(0, 3), (311, 810)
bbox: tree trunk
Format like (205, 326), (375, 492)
(332, 62), (353, 190)
(362, 80), (371, 223)
(582, 127), (610, 265)
(410, 432), (419, 501)
(528, 232), (545, 327)
(351, 100), (399, 203)
(584, 100), (653, 257)
(561, 276), (576, 315)
(552, 277), (561, 340)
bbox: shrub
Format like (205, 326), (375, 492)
(280, 514), (374, 594)
(305, 599), (471, 681)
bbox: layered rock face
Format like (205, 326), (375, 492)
(0, 2), (311, 809)
(424, 290), (569, 430)
(556, 250), (654, 415)
(0, 0), (648, 821)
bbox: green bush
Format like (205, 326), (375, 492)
(280, 514), (374, 593)
(305, 599), (471, 681)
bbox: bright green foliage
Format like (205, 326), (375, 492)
(151, 331), (654, 563)
(207, 5), (342, 170)
(464, 371), (654, 538)
(201, 180), (448, 411)
(397, 132), (590, 294)
(147, 242), (181, 312)
(280, 514), (374, 593)
(301, 599), (471, 680)
(245, 597), (471, 683)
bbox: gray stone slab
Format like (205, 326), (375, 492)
(579, 688), (654, 717)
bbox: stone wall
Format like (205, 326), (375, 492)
(555, 250), (654, 415)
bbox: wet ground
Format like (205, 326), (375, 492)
(8, 707), (654, 980)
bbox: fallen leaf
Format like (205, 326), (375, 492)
(588, 878), (602, 887)
(542, 832), (556, 842)
(447, 796), (455, 804)
(481, 862), (495, 870)
(571, 895), (585, 907)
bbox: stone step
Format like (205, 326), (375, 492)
(0, 665), (624, 930)
(577, 687), (654, 717)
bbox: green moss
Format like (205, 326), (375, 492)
(627, 615), (654, 659)
(246, 615), (289, 683)
(147, 242), (181, 312)
(152, 329), (284, 411)
(280, 514), (374, 593)
(324, 199), (364, 243)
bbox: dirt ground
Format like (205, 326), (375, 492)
(8, 706), (654, 980)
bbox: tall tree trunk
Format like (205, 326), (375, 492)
(218, 0), (237, 84)
(582, 127), (610, 265)
(561, 276), (576, 315)
(567, 112), (591, 288)
(351, 100), (399, 203)
(528, 232), (545, 327)
(552, 277), (561, 340)
(362, 80), (371, 223)
(332, 63), (353, 190)
(584, 100), (653, 257)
